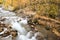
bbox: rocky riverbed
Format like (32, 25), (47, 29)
(0, 6), (60, 40)
(0, 7), (45, 40)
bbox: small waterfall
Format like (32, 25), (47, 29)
(11, 20), (27, 35)
(10, 18), (37, 40)
(0, 7), (38, 40)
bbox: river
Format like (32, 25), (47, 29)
(0, 7), (41, 40)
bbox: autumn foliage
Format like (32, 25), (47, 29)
(0, 0), (60, 19)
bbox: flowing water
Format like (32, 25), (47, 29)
(0, 7), (40, 40)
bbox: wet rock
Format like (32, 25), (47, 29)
(1, 31), (10, 37)
(11, 30), (18, 38)
(34, 32), (45, 40)
(0, 27), (4, 32)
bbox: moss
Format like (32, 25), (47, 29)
(48, 4), (58, 19)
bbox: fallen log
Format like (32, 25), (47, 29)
(28, 14), (60, 36)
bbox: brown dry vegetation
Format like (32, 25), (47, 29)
(0, 0), (60, 40)
(28, 14), (60, 36)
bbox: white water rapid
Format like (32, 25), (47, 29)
(0, 7), (39, 40)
